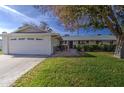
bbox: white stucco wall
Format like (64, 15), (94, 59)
(51, 37), (60, 53)
(51, 37), (60, 47)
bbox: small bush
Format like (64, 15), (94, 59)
(76, 45), (82, 52)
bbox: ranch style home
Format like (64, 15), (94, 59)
(2, 26), (117, 55)
(62, 35), (116, 48)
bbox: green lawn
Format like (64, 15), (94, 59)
(13, 52), (124, 87)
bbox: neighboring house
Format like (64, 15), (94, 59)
(62, 35), (117, 48)
(2, 25), (61, 55)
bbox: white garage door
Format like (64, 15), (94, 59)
(8, 37), (51, 55)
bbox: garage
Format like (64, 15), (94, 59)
(2, 32), (61, 55)
(9, 36), (52, 55)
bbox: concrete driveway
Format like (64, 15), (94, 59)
(0, 55), (46, 87)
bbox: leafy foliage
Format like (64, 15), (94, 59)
(36, 5), (124, 36)
(80, 44), (116, 52)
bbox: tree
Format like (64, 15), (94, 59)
(36, 5), (124, 58)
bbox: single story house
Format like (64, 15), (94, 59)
(61, 35), (117, 48)
(2, 25), (61, 55)
(1, 24), (117, 55)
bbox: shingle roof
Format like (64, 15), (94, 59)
(62, 35), (116, 41)
(13, 25), (53, 33)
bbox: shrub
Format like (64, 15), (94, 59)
(76, 45), (82, 52)
(83, 45), (89, 51)
(82, 44), (116, 52)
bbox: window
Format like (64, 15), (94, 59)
(81, 41), (84, 44)
(60, 41), (63, 44)
(78, 41), (80, 44)
(65, 41), (67, 44)
(110, 41), (113, 44)
(86, 41), (89, 44)
(82, 41), (85, 44)
(18, 38), (25, 40)
(27, 38), (34, 40)
(96, 40), (101, 44)
(11, 38), (16, 40)
(36, 38), (43, 40)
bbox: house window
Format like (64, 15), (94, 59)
(36, 38), (43, 40)
(18, 38), (25, 40)
(11, 38), (16, 40)
(81, 41), (84, 44)
(27, 38), (34, 40)
(82, 41), (85, 44)
(86, 41), (89, 44)
(96, 40), (101, 44)
(60, 41), (63, 44)
(65, 41), (67, 44)
(110, 41), (113, 44)
(78, 41), (80, 44)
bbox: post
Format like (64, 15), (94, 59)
(2, 32), (9, 54)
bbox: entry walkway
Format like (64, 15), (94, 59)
(53, 49), (81, 57)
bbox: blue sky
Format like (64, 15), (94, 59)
(0, 5), (112, 36)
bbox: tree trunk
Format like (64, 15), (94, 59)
(114, 35), (124, 58)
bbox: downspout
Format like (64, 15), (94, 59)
(7, 34), (9, 54)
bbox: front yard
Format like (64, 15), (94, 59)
(13, 52), (124, 87)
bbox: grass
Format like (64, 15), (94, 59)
(13, 52), (124, 87)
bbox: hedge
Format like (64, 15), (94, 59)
(76, 44), (116, 52)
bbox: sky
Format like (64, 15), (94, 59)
(0, 5), (112, 36)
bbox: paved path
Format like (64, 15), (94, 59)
(53, 49), (80, 57)
(0, 55), (46, 87)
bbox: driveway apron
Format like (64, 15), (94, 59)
(0, 55), (46, 87)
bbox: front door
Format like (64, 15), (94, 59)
(69, 41), (73, 48)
